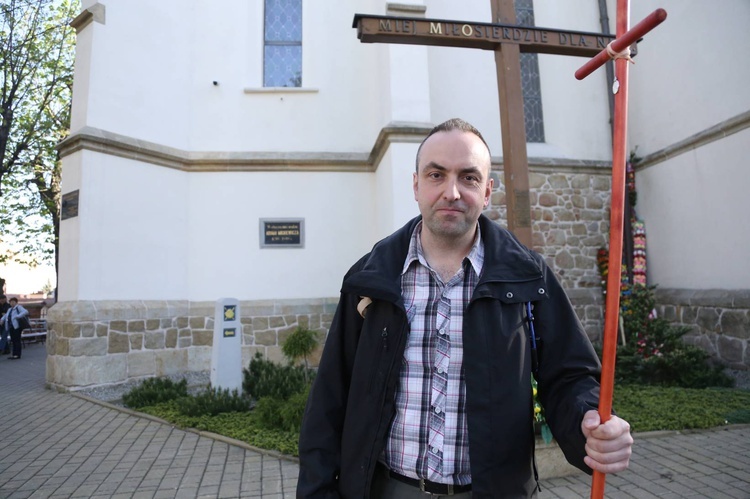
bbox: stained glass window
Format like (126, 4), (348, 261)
(264, 0), (302, 87)
(515, 0), (545, 142)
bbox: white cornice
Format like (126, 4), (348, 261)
(57, 124), (614, 174)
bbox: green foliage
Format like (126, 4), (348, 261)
(137, 401), (300, 456)
(132, 384), (750, 458)
(613, 285), (733, 388)
(281, 326), (318, 368)
(122, 377), (188, 409)
(614, 385), (750, 432)
(1, 0), (78, 267)
(242, 351), (315, 400)
(176, 386), (251, 417)
(254, 387), (310, 433)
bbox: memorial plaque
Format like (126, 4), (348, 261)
(260, 218), (304, 248)
(61, 190), (79, 220)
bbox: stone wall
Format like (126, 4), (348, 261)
(45, 292), (606, 389)
(654, 288), (750, 369)
(486, 161), (612, 291)
(46, 299), (337, 390)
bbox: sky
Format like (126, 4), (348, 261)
(0, 259), (56, 295)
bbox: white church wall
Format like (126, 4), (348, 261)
(79, 1), (193, 149)
(185, 171), (376, 301)
(58, 151), (84, 300)
(374, 144), (423, 241)
(627, 0), (750, 291)
(73, 154), (190, 301)
(628, 0), (750, 154)
(187, 0), (388, 153)
(68, 9), (94, 134)
(635, 128), (750, 290)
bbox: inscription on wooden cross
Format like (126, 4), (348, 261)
(353, 1), (619, 247)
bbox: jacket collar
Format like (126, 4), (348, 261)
(342, 214), (543, 304)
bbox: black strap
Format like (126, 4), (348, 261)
(526, 301), (542, 493)
(526, 302), (539, 376)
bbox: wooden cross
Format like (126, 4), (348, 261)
(353, 0), (623, 247)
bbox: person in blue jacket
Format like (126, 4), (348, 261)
(3, 297), (30, 360)
(297, 118), (633, 498)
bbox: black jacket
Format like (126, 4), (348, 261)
(298, 215), (602, 498)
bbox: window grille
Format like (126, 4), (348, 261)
(264, 0), (302, 87)
(515, 0), (545, 142)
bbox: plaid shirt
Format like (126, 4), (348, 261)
(384, 222), (483, 486)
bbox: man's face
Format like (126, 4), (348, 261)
(413, 130), (493, 241)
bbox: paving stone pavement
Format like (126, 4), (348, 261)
(1, 343), (749, 498)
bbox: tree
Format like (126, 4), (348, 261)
(0, 0), (77, 279)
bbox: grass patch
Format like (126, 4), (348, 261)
(614, 385), (750, 432)
(138, 400), (299, 456)
(132, 385), (750, 457)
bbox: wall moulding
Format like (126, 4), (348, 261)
(58, 125), (613, 175)
(635, 110), (750, 171)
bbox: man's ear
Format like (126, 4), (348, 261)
(413, 172), (419, 200)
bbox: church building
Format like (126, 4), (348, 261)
(48, 0), (750, 389)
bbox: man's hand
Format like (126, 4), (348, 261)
(581, 410), (633, 473)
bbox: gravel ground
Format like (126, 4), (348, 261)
(74, 368), (750, 406)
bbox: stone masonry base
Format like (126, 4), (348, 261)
(45, 289), (748, 390)
(655, 288), (750, 370)
(45, 299), (337, 390)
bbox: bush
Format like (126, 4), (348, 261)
(242, 352), (315, 400)
(122, 377), (188, 409)
(176, 386), (251, 417)
(282, 326), (319, 369)
(611, 285), (734, 389)
(255, 386), (310, 433)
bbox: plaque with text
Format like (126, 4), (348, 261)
(260, 218), (304, 248)
(61, 190), (79, 220)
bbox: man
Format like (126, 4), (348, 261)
(0, 295), (10, 355)
(297, 118), (632, 498)
(3, 297), (30, 360)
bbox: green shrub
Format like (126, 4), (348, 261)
(282, 326), (319, 369)
(613, 316), (733, 388)
(176, 386), (251, 417)
(242, 352), (315, 400)
(255, 386), (310, 433)
(122, 377), (188, 408)
(607, 284), (734, 389)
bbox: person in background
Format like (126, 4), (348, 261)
(0, 295), (10, 355)
(2, 297), (29, 360)
(297, 118), (632, 498)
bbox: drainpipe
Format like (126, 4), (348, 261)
(597, 0), (615, 138)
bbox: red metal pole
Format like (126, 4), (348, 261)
(590, 1), (630, 497)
